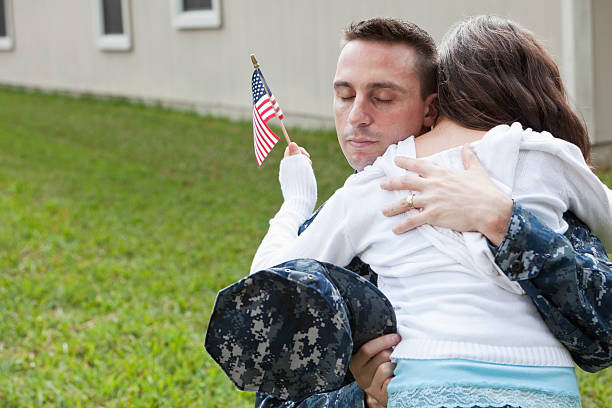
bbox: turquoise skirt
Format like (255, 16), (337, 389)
(387, 359), (581, 408)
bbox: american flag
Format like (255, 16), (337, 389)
(252, 69), (284, 166)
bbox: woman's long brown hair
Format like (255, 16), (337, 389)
(438, 15), (591, 163)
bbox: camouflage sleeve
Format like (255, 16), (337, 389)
(491, 203), (612, 372)
(254, 382), (365, 408)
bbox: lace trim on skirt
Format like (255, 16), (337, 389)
(388, 385), (581, 408)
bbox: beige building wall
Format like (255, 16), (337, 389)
(0, 0), (609, 164)
(592, 0), (612, 165)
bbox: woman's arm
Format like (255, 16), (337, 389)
(250, 152), (317, 274)
(251, 149), (358, 274)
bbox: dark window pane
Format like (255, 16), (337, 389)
(183, 0), (212, 11)
(0, 0), (7, 38)
(102, 0), (123, 34)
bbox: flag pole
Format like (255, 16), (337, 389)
(250, 54), (291, 145)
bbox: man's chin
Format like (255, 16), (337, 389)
(347, 155), (377, 172)
(340, 145), (380, 172)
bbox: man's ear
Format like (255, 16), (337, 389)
(422, 93), (438, 128)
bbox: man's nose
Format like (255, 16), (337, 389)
(347, 95), (372, 128)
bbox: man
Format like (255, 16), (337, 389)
(255, 17), (611, 408)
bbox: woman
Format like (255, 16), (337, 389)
(251, 16), (611, 408)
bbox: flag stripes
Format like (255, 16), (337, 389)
(251, 68), (283, 166)
(252, 104), (279, 166)
(269, 95), (284, 120)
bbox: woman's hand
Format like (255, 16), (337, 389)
(380, 145), (513, 246)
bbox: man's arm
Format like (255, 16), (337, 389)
(254, 334), (399, 408)
(254, 382), (365, 408)
(494, 205), (612, 372)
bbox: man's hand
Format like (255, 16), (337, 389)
(284, 142), (311, 164)
(349, 333), (400, 407)
(380, 145), (513, 246)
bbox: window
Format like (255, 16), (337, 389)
(171, 0), (221, 30)
(102, 0), (124, 34)
(0, 1), (6, 37)
(94, 0), (132, 51)
(183, 0), (212, 11)
(0, 0), (14, 51)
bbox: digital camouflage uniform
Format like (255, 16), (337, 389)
(255, 203), (612, 408)
(493, 204), (612, 373)
(205, 259), (396, 401)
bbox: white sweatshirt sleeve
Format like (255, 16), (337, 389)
(561, 150), (612, 249)
(278, 154), (318, 220)
(513, 141), (612, 250)
(250, 155), (357, 274)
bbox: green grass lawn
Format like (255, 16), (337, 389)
(0, 88), (610, 407)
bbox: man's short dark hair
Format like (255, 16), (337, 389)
(343, 17), (438, 99)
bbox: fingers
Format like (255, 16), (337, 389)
(365, 361), (395, 407)
(299, 147), (310, 158)
(461, 144), (484, 171)
(350, 334), (399, 388)
(382, 376), (393, 393)
(356, 349), (393, 387)
(380, 174), (425, 192)
(365, 394), (385, 408)
(299, 146), (312, 165)
(391, 211), (428, 234)
(393, 156), (441, 177)
(381, 194), (421, 217)
(350, 333), (400, 370)
(284, 143), (312, 164)
(284, 142), (298, 157)
(289, 142), (300, 155)
(373, 361), (395, 388)
(350, 334), (399, 407)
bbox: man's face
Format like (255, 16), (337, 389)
(333, 40), (435, 171)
